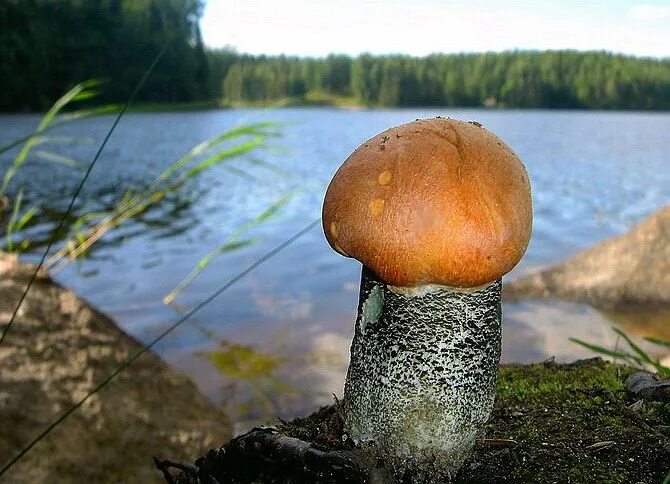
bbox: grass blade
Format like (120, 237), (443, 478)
(0, 44), (169, 347)
(0, 81), (104, 197)
(163, 238), (259, 304)
(36, 81), (98, 132)
(14, 207), (37, 232)
(0, 107), (116, 158)
(44, 123), (281, 272)
(4, 189), (36, 252)
(222, 165), (258, 181)
(644, 337), (670, 349)
(229, 191), (297, 239)
(163, 191), (297, 305)
(156, 122), (280, 184)
(243, 155), (288, 177)
(612, 327), (655, 364)
(33, 150), (80, 168)
(569, 338), (644, 366)
(5, 190), (24, 252)
(182, 137), (266, 179)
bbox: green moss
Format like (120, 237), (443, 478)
(279, 358), (670, 483)
(457, 358), (670, 483)
(496, 358), (628, 402)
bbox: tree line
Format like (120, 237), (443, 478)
(211, 50), (670, 110)
(1, 0), (669, 111)
(0, 0), (209, 111)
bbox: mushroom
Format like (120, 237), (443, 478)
(322, 118), (532, 481)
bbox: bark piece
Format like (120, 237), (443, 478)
(156, 427), (375, 483)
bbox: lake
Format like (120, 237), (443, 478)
(2, 107), (669, 431)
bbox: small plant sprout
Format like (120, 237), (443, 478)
(322, 118), (532, 480)
(572, 327), (670, 378)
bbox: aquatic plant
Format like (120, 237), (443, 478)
(0, 80), (117, 253)
(571, 327), (670, 378)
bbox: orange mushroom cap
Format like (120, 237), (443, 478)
(322, 117), (532, 288)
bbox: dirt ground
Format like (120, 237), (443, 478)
(170, 358), (670, 483)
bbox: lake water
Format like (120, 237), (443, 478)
(2, 108), (670, 431)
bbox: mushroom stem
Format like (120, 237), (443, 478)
(344, 267), (502, 481)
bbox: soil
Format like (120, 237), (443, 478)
(166, 358), (670, 483)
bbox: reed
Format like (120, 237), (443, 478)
(571, 327), (670, 378)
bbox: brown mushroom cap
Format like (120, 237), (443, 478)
(322, 117), (532, 288)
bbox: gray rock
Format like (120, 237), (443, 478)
(625, 371), (670, 402)
(504, 206), (670, 309)
(0, 252), (231, 483)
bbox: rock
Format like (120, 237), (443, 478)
(626, 371), (670, 402)
(505, 206), (670, 309)
(0, 252), (231, 483)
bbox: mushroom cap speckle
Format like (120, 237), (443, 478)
(322, 118), (532, 288)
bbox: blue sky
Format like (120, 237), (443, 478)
(200, 0), (670, 58)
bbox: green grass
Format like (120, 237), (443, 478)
(0, 80), (112, 200)
(572, 327), (670, 378)
(1, 79), (297, 303)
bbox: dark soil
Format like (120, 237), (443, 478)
(162, 358), (670, 483)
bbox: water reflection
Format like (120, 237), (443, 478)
(502, 300), (670, 364)
(173, 290), (670, 433)
(196, 327), (301, 430)
(16, 188), (198, 256)
(169, 323), (350, 434)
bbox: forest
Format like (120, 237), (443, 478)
(0, 0), (210, 111)
(2, 0), (670, 111)
(211, 50), (670, 109)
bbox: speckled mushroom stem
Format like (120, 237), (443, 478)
(343, 267), (502, 482)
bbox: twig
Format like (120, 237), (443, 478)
(153, 457), (199, 483)
(475, 438), (518, 447)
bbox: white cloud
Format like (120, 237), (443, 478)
(201, 0), (670, 58)
(628, 4), (670, 21)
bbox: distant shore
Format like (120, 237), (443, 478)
(82, 92), (670, 113)
(9, 100), (670, 116)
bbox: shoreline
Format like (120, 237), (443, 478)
(0, 251), (232, 482)
(4, 101), (670, 115)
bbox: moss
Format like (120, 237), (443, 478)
(455, 358), (669, 483)
(280, 358), (670, 483)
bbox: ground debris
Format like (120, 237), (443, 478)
(162, 359), (670, 483)
(585, 440), (617, 451)
(626, 371), (670, 402)
(155, 426), (371, 484)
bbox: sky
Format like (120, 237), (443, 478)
(200, 0), (670, 58)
